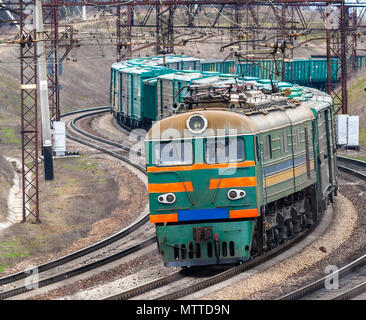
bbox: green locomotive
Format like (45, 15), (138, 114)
(145, 83), (337, 267)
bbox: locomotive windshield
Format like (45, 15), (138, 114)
(154, 141), (193, 166)
(205, 137), (245, 164)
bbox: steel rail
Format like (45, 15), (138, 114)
(105, 155), (366, 301)
(278, 254), (366, 300)
(104, 209), (322, 300)
(0, 107), (152, 299)
(154, 224), (318, 300)
(58, 106), (110, 119)
(0, 211), (149, 287)
(332, 281), (366, 300)
(70, 110), (145, 156)
(3, 111), (361, 300)
(0, 236), (156, 300)
(337, 155), (366, 180)
(277, 156), (366, 300)
(104, 270), (184, 300)
(336, 155), (366, 167)
(114, 116), (139, 135)
(66, 110), (146, 172)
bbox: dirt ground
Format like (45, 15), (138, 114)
(0, 15), (365, 278)
(0, 156), (14, 223)
(0, 155), (117, 274)
(0, 152), (148, 275)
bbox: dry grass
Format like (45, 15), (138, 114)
(0, 156), (14, 223)
(0, 156), (118, 274)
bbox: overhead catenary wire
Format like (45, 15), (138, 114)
(0, 2), (364, 66)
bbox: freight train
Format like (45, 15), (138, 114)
(109, 54), (366, 131)
(109, 55), (338, 267)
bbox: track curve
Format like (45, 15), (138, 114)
(0, 107), (153, 300)
(277, 155), (366, 300)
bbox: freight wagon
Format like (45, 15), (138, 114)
(110, 54), (365, 130)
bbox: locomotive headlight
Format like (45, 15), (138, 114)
(227, 189), (246, 200)
(158, 193), (176, 204)
(187, 114), (207, 135)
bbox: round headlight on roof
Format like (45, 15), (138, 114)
(186, 114), (208, 135)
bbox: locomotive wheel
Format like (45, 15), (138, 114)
(266, 228), (274, 249)
(298, 214), (303, 230)
(300, 213), (307, 231)
(251, 237), (258, 256)
(266, 228), (280, 250)
(286, 220), (294, 238)
(330, 191), (335, 204)
(273, 227), (279, 246)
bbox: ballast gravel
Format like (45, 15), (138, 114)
(198, 192), (358, 300)
(92, 114), (136, 147)
(50, 190), (357, 301)
(28, 249), (178, 300)
(0, 112), (148, 279)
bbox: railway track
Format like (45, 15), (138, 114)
(2, 110), (364, 300)
(70, 110), (145, 157)
(103, 154), (366, 301)
(104, 228), (320, 300)
(64, 107), (145, 168)
(277, 155), (366, 301)
(0, 107), (154, 300)
(278, 254), (366, 300)
(337, 155), (366, 179)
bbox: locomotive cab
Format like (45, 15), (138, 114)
(145, 110), (259, 266)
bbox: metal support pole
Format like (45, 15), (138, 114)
(351, 8), (357, 73)
(281, 3), (286, 81)
(116, 4), (132, 61)
(36, 0), (54, 181)
(324, 2), (348, 114)
(127, 4), (133, 57)
(53, 3), (60, 121)
(187, 4), (194, 27)
(155, 3), (174, 54)
(19, 0), (40, 223)
(116, 5), (121, 61)
(155, 3), (160, 54)
(340, 3), (348, 114)
(235, 4), (241, 51)
(82, 5), (86, 20)
(326, 28), (332, 95)
(44, 0), (60, 121)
